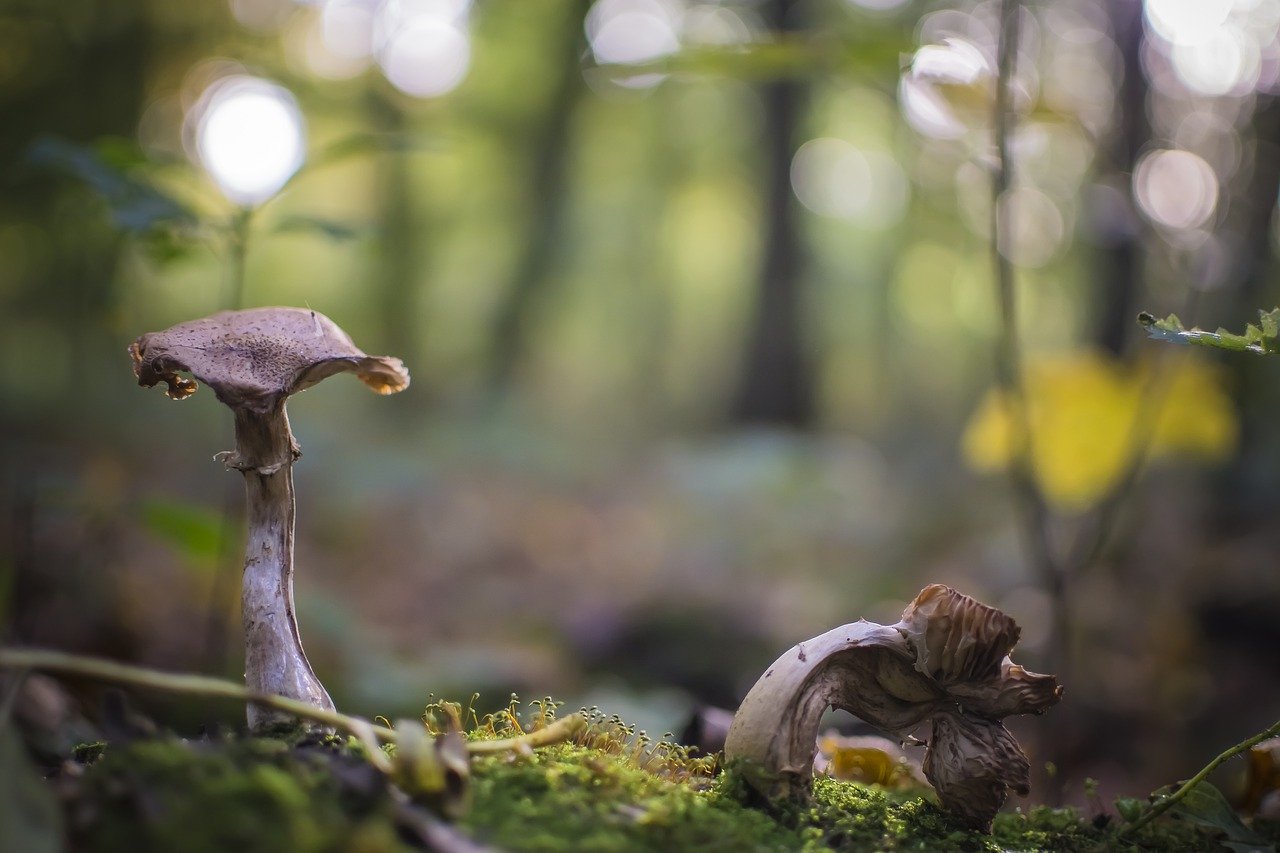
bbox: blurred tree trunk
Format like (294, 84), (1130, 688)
(369, 90), (425, 392)
(0, 0), (156, 653)
(1230, 96), (1280, 309)
(487, 0), (592, 388)
(1090, 0), (1147, 356)
(1215, 93), (1280, 525)
(730, 0), (814, 427)
(0, 0), (156, 366)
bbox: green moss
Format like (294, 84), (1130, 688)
(72, 741), (107, 765)
(462, 745), (1077, 852)
(63, 718), (1230, 853)
(69, 737), (411, 853)
(463, 744), (800, 852)
(991, 806), (1106, 851)
(460, 742), (1227, 852)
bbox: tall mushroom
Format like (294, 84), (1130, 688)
(129, 307), (409, 730)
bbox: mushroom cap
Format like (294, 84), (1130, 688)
(129, 307), (409, 412)
(724, 584), (1063, 831)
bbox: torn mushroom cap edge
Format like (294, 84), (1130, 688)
(128, 307), (410, 409)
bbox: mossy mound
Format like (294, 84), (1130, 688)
(464, 743), (1123, 851)
(58, 729), (1266, 852)
(66, 735), (410, 853)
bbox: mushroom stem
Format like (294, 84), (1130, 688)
(230, 404), (334, 729)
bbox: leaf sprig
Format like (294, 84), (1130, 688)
(1139, 309), (1280, 355)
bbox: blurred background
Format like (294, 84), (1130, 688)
(2, 0), (1279, 808)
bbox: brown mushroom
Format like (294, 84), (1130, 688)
(129, 307), (409, 730)
(724, 584), (1061, 831)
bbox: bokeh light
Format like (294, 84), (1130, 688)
(1144, 0), (1233, 46)
(790, 138), (909, 228)
(323, 0), (376, 61)
(229, 0), (295, 33)
(899, 38), (991, 140)
(586, 0), (682, 88)
(911, 37), (990, 84)
(191, 75), (307, 206)
(681, 4), (753, 47)
(377, 15), (471, 97)
(843, 0), (910, 12)
(997, 185), (1066, 268)
(1132, 148), (1219, 232)
(289, 0), (375, 80)
(1170, 23), (1259, 95)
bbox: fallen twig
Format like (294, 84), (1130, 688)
(0, 647), (584, 755)
(1119, 717), (1280, 838)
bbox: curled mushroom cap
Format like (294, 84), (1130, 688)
(724, 584), (1061, 831)
(129, 307), (409, 412)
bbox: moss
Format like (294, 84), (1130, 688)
(464, 745), (1085, 852)
(68, 737), (411, 853)
(990, 806), (1107, 851)
(463, 744), (801, 852)
(62, 718), (1227, 852)
(460, 741), (1225, 852)
(72, 741), (107, 765)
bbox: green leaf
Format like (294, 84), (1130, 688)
(590, 32), (910, 82)
(1151, 781), (1274, 852)
(141, 226), (202, 265)
(270, 132), (441, 198)
(141, 498), (223, 565)
(272, 215), (368, 242)
(0, 727), (64, 853)
(1139, 309), (1280, 355)
(1115, 797), (1145, 823)
(313, 132), (438, 163)
(27, 136), (197, 234)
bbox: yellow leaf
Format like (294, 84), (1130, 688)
(828, 746), (897, 785)
(961, 351), (1236, 512)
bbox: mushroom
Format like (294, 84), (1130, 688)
(129, 307), (409, 730)
(724, 584), (1061, 831)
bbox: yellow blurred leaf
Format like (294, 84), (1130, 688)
(961, 351), (1236, 512)
(816, 733), (922, 788)
(829, 746), (896, 785)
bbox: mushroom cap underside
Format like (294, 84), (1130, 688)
(130, 307), (409, 412)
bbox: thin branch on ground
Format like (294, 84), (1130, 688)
(0, 647), (584, 754)
(1119, 717), (1280, 838)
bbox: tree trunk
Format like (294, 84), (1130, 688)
(730, 0), (814, 427)
(487, 0), (592, 388)
(1090, 0), (1147, 356)
(370, 91), (425, 390)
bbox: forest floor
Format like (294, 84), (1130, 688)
(24, 710), (1278, 853)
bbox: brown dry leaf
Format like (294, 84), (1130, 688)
(1244, 737), (1280, 817)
